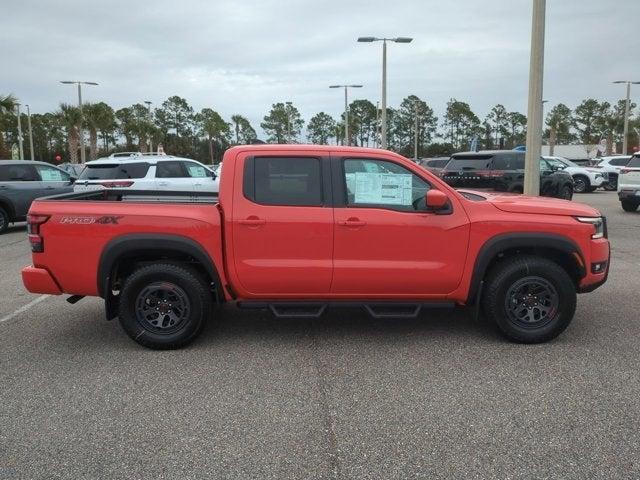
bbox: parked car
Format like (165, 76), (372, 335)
(593, 155), (632, 191)
(22, 145), (609, 349)
(617, 153), (640, 212)
(419, 157), (449, 176)
(542, 156), (607, 193)
(73, 153), (219, 193)
(0, 160), (74, 233)
(441, 151), (574, 199)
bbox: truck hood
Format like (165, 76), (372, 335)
(458, 190), (601, 217)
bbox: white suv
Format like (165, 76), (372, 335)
(593, 155), (632, 190)
(618, 153), (640, 212)
(543, 156), (607, 193)
(74, 153), (219, 193)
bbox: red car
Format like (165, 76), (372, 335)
(22, 145), (610, 349)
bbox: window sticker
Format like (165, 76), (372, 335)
(187, 165), (207, 177)
(353, 172), (413, 205)
(39, 169), (65, 181)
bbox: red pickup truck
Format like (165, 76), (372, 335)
(22, 145), (610, 349)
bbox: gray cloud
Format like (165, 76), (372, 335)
(3, 0), (639, 136)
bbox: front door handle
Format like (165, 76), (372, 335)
(338, 218), (366, 227)
(157, 181), (169, 186)
(239, 216), (266, 226)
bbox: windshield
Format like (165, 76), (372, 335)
(555, 157), (579, 168)
(78, 162), (150, 180)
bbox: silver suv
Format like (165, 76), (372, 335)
(0, 160), (75, 233)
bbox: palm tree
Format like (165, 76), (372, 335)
(198, 108), (230, 163)
(231, 114), (244, 144)
(58, 104), (82, 163)
(0, 94), (18, 158)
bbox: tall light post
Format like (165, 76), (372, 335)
(329, 84), (363, 146)
(375, 101), (380, 148)
(523, 0), (545, 196)
(144, 100), (153, 154)
(15, 103), (24, 160)
(613, 81), (640, 155)
(413, 102), (419, 160)
(60, 81), (98, 163)
(26, 104), (34, 160)
(285, 101), (293, 143)
(357, 36), (413, 150)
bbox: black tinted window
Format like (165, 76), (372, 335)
(446, 155), (493, 171)
(79, 163), (149, 180)
(610, 157), (630, 166)
(156, 161), (186, 178)
(627, 156), (640, 167)
(427, 159), (449, 168)
(492, 153), (524, 170)
(0, 164), (38, 181)
(252, 157), (322, 206)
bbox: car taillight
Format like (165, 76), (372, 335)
(102, 181), (134, 188)
(27, 214), (50, 253)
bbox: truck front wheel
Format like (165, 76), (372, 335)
(118, 263), (212, 349)
(482, 255), (576, 343)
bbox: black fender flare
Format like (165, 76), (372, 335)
(466, 232), (585, 304)
(97, 233), (222, 299)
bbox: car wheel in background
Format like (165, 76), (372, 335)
(482, 255), (576, 343)
(0, 207), (9, 234)
(572, 175), (589, 193)
(118, 263), (212, 349)
(621, 200), (639, 212)
(560, 185), (573, 200)
(586, 186), (598, 193)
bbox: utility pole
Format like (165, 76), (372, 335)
(357, 36), (413, 150)
(329, 85), (363, 146)
(613, 81), (640, 154)
(375, 101), (379, 148)
(413, 102), (419, 160)
(26, 105), (34, 160)
(15, 103), (24, 160)
(144, 100), (153, 154)
(523, 0), (545, 196)
(285, 101), (292, 143)
(60, 81), (98, 163)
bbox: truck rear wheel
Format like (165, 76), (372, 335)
(0, 207), (9, 234)
(482, 255), (576, 343)
(621, 200), (639, 212)
(118, 263), (212, 349)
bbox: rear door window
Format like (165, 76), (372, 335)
(446, 155), (493, 171)
(34, 164), (70, 182)
(79, 163), (149, 180)
(492, 153), (523, 170)
(156, 161), (187, 178)
(182, 162), (209, 178)
(0, 164), (39, 181)
(610, 157), (630, 166)
(627, 157), (640, 168)
(245, 157), (322, 206)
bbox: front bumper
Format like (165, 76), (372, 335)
(22, 266), (62, 295)
(618, 189), (640, 200)
(577, 238), (610, 293)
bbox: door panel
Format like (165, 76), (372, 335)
(231, 155), (333, 296)
(332, 156), (469, 296)
(0, 164), (42, 218)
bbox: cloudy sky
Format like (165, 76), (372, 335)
(3, 0), (639, 136)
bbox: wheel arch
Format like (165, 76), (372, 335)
(0, 197), (16, 220)
(98, 234), (224, 304)
(466, 233), (586, 304)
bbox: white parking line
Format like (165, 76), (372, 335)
(0, 295), (49, 324)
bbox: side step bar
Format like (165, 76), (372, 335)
(236, 301), (455, 319)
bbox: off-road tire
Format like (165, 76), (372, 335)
(621, 200), (639, 212)
(482, 255), (577, 343)
(118, 263), (212, 349)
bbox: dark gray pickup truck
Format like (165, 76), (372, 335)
(0, 160), (76, 233)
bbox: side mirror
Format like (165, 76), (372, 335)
(425, 189), (449, 210)
(69, 176), (77, 184)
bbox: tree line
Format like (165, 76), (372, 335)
(0, 93), (637, 165)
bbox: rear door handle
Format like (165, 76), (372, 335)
(239, 217), (266, 226)
(338, 218), (366, 227)
(157, 181), (169, 186)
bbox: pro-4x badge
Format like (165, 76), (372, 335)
(60, 216), (123, 225)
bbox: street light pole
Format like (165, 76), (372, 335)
(285, 101), (292, 143)
(144, 100), (153, 154)
(26, 105), (34, 160)
(329, 85), (363, 146)
(358, 36), (413, 150)
(523, 0), (546, 196)
(613, 81), (640, 155)
(375, 101), (379, 148)
(60, 81), (98, 163)
(15, 103), (24, 160)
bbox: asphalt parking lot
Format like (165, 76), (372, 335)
(1, 191), (639, 479)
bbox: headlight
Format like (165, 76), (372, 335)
(576, 216), (606, 239)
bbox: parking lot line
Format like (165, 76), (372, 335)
(0, 295), (49, 324)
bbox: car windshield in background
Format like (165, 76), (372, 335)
(446, 155), (493, 171)
(78, 163), (149, 180)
